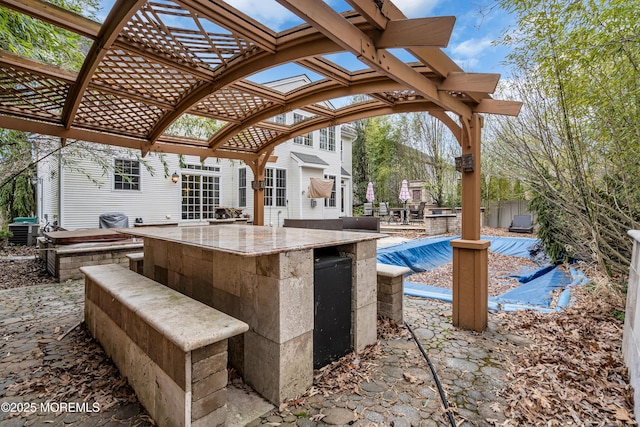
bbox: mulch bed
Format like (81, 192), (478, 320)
(0, 245), (57, 290)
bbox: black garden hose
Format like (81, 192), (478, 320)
(405, 320), (457, 427)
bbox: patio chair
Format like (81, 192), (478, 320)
(378, 202), (392, 223)
(409, 202), (425, 224)
(363, 202), (374, 216)
(508, 214), (534, 233)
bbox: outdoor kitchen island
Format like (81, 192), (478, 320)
(122, 224), (383, 404)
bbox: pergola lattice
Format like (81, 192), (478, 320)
(0, 0), (521, 331)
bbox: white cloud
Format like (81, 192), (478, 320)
(225, 0), (301, 31)
(392, 0), (441, 18)
(451, 57), (480, 71)
(451, 37), (493, 58)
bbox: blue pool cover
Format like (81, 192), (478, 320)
(377, 236), (587, 312)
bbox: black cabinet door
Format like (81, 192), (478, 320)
(313, 256), (352, 369)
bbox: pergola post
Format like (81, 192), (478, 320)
(247, 151), (272, 226)
(450, 113), (490, 332)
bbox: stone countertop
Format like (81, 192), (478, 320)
(121, 224), (384, 256)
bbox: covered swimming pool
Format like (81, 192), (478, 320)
(377, 236), (588, 312)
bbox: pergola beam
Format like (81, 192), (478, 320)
(439, 72), (500, 94)
(145, 36), (345, 147)
(0, 0), (101, 39)
(257, 99), (439, 154)
(0, 50), (77, 82)
(374, 17), (455, 49)
(61, 0), (145, 129)
(475, 99), (523, 116)
(296, 58), (352, 86)
(277, 0), (472, 118)
(179, 0), (277, 53)
(207, 77), (407, 149)
(343, 0), (388, 30)
(371, 0), (463, 78)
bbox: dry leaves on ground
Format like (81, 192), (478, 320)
(496, 286), (635, 426)
(282, 317), (408, 409)
(0, 258), (57, 290)
(408, 252), (540, 296)
(0, 245), (56, 290)
(8, 325), (153, 424)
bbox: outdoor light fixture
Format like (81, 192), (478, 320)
(171, 172), (179, 183)
(455, 154), (475, 173)
(251, 180), (266, 190)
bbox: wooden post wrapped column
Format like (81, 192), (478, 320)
(248, 151), (273, 226)
(450, 113), (489, 331)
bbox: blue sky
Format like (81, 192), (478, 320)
(96, 0), (514, 80)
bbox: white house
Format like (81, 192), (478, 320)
(36, 75), (356, 230)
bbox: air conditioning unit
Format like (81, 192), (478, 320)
(8, 222), (40, 246)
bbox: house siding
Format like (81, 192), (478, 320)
(59, 152), (181, 229)
(36, 152), (60, 225)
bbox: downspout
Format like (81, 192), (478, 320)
(57, 138), (63, 228)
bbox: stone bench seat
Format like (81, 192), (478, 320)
(126, 251), (144, 273)
(377, 263), (411, 323)
(81, 263), (249, 427)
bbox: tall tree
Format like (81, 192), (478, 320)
(488, 0), (640, 275)
(401, 112), (460, 207)
(363, 116), (402, 204)
(0, 1), (98, 222)
(351, 119), (370, 205)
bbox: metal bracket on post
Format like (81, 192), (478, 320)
(455, 153), (474, 173)
(251, 180), (265, 190)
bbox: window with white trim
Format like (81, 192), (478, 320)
(181, 170), (220, 220)
(273, 114), (286, 124)
(319, 127), (335, 151)
(293, 113), (312, 146)
(114, 159), (140, 190)
(324, 174), (336, 207)
(264, 168), (286, 207)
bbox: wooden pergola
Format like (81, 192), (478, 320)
(0, 0), (521, 331)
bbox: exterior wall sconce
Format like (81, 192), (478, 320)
(455, 154), (475, 173)
(251, 180), (266, 190)
(171, 172), (179, 183)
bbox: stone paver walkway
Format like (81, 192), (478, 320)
(0, 281), (152, 427)
(0, 281), (522, 427)
(253, 297), (517, 426)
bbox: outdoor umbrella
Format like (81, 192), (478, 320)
(366, 182), (375, 202)
(398, 180), (411, 224)
(399, 180), (410, 205)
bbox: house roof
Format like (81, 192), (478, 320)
(290, 151), (330, 167)
(341, 167), (351, 177)
(0, 0), (521, 164)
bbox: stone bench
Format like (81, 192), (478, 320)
(38, 237), (143, 281)
(81, 264), (249, 427)
(126, 252), (144, 274)
(377, 263), (411, 323)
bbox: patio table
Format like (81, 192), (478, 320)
(390, 208), (410, 225)
(122, 224), (382, 404)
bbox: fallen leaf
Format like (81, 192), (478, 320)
(403, 372), (418, 383)
(612, 406), (634, 422)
